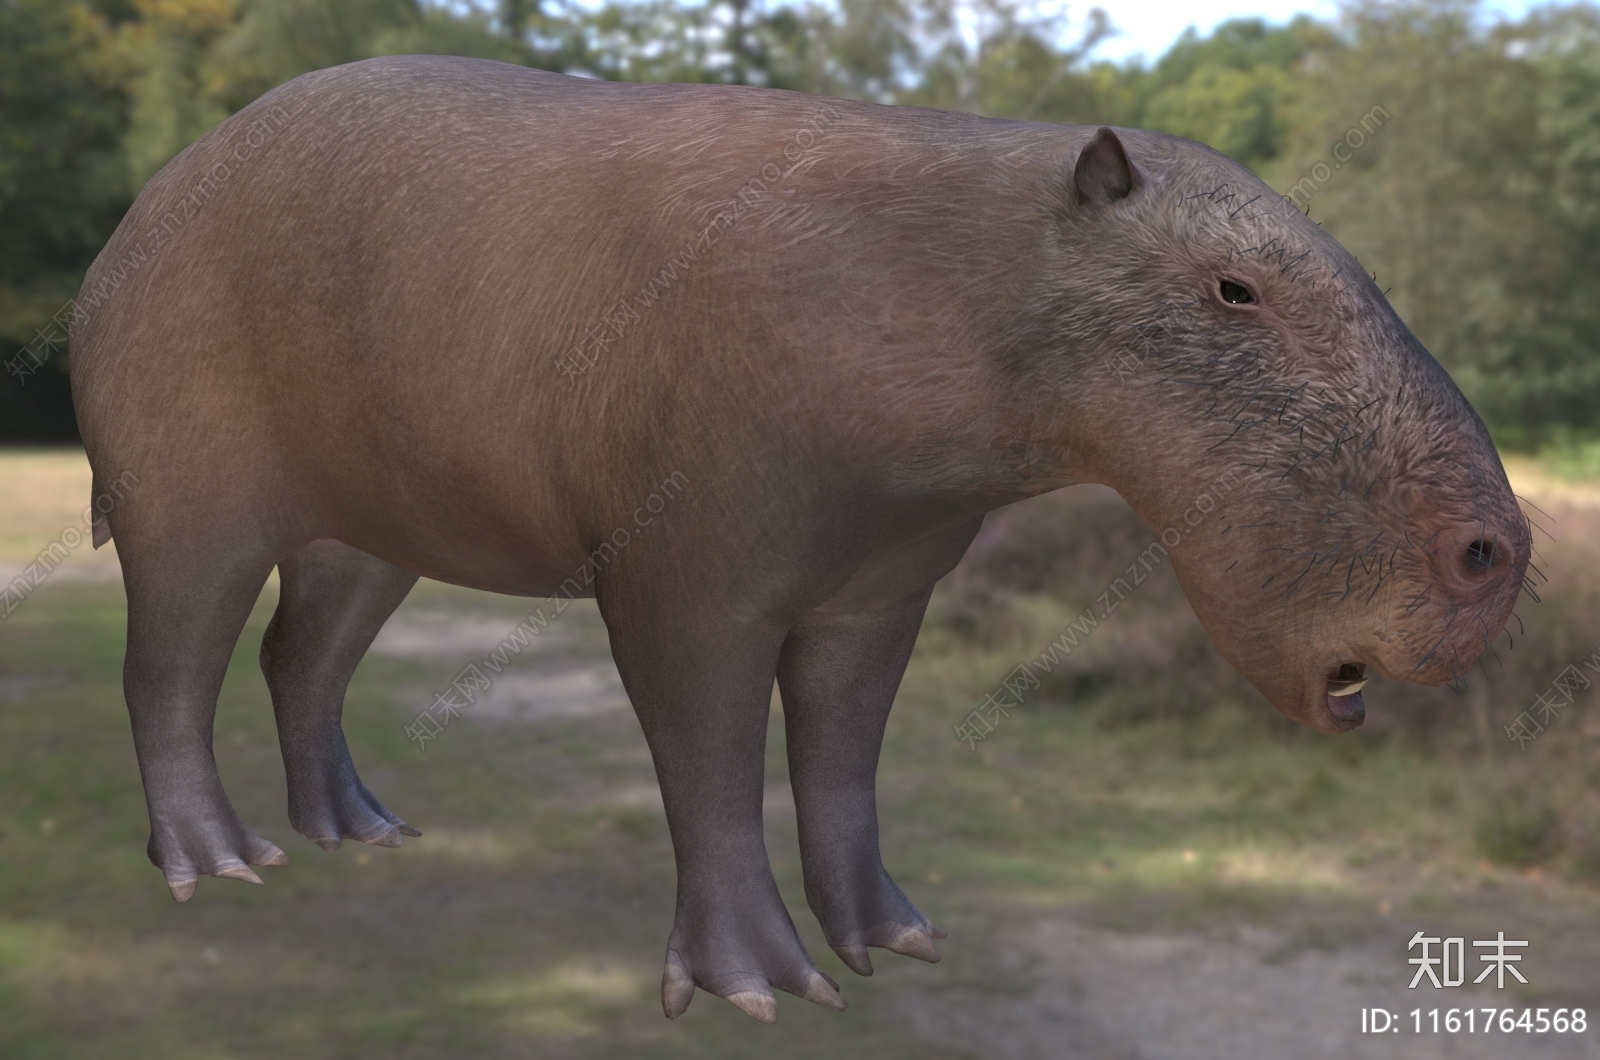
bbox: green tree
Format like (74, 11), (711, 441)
(0, 0), (132, 438)
(3, 0), (1597, 443)
(121, 0), (238, 192)
(1279, 0), (1600, 441)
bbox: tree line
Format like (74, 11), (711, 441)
(3, 0), (1597, 445)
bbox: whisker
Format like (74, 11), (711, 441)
(1515, 493), (1556, 526)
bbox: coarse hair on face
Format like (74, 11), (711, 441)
(994, 128), (1529, 729)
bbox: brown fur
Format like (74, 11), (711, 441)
(70, 56), (1528, 1022)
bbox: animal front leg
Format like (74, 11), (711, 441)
(603, 599), (845, 1023)
(777, 587), (946, 976)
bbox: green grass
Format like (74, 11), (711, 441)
(0, 581), (975, 1058)
(4, 449), (1600, 1055)
(5, 572), (1592, 1058)
(1539, 436), (1600, 482)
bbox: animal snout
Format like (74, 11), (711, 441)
(1435, 516), (1525, 599)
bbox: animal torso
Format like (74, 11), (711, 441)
(75, 57), (1078, 609)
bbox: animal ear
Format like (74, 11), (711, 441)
(1073, 127), (1138, 206)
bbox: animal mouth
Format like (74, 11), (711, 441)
(1324, 663), (1367, 727)
(1326, 663), (1366, 697)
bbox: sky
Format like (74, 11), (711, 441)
(1083, 0), (1544, 61)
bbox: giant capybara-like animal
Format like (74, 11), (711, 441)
(70, 55), (1529, 1022)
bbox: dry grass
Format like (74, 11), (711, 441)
(927, 457), (1600, 876)
(0, 448), (121, 580)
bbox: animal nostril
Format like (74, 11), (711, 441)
(1464, 539), (1497, 574)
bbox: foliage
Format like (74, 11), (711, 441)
(0, 0), (131, 436)
(1273, 1), (1600, 445)
(1, 0), (1597, 444)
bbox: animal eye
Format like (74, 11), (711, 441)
(1220, 280), (1254, 305)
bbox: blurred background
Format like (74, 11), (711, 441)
(7, 0), (1600, 457)
(4, 0), (1600, 1056)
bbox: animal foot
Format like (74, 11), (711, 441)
(830, 919), (947, 977)
(660, 899), (847, 1022)
(287, 756), (419, 852)
(147, 803), (289, 903)
(808, 865), (945, 976)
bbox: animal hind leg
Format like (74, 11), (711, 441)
(260, 539), (419, 851)
(120, 533), (289, 902)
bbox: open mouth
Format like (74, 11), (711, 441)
(1325, 663), (1367, 727)
(1327, 663), (1366, 697)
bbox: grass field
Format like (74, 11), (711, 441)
(2, 449), (1598, 1059)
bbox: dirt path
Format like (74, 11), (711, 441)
(894, 918), (1600, 1059)
(373, 603), (1600, 1059)
(6, 448), (1599, 1058)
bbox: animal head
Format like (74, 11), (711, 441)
(1029, 127), (1531, 732)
